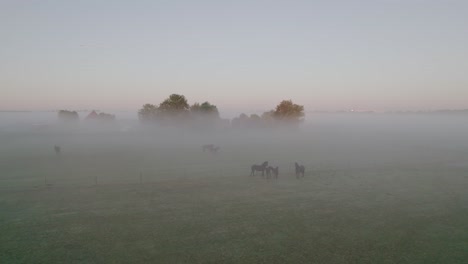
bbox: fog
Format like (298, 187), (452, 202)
(1, 111), (468, 263)
(2, 111), (467, 169)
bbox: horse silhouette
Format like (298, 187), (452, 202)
(265, 166), (272, 178)
(271, 166), (279, 179)
(250, 161), (268, 177)
(265, 166), (279, 179)
(54, 145), (61, 155)
(202, 144), (219, 154)
(295, 162), (305, 178)
(202, 144), (215, 152)
(211, 146), (220, 154)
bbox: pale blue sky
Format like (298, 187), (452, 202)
(1, 0), (467, 114)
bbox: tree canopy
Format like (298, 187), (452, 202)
(138, 104), (158, 123)
(138, 94), (219, 126)
(58, 110), (79, 123)
(191, 102), (219, 118)
(138, 94), (304, 129)
(158, 94), (189, 114)
(272, 100), (304, 123)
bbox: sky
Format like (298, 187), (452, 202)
(1, 0), (468, 115)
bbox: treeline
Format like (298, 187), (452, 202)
(57, 110), (116, 123)
(138, 94), (304, 129)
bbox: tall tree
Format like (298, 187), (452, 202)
(273, 100), (305, 124)
(190, 101), (219, 118)
(158, 94), (189, 114)
(138, 104), (158, 123)
(138, 94), (190, 125)
(58, 110), (79, 123)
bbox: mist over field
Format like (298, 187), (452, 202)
(1, 112), (468, 263)
(2, 0), (468, 262)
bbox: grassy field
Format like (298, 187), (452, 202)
(1, 124), (468, 263)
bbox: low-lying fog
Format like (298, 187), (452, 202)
(1, 111), (467, 171)
(2, 111), (468, 263)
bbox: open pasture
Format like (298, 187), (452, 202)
(1, 116), (468, 263)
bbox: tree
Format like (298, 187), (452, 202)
(158, 94), (189, 114)
(138, 104), (158, 123)
(138, 94), (194, 125)
(190, 101), (219, 118)
(261, 110), (275, 127)
(97, 112), (116, 122)
(58, 110), (79, 123)
(272, 100), (304, 124)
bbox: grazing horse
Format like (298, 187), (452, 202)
(250, 161), (268, 177)
(54, 145), (61, 155)
(202, 144), (215, 152)
(295, 162), (305, 178)
(265, 166), (278, 179)
(202, 144), (219, 154)
(271, 166), (279, 179)
(265, 166), (272, 179)
(211, 146), (220, 154)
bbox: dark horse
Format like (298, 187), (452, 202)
(266, 166), (279, 179)
(250, 161), (268, 177)
(265, 166), (272, 178)
(295, 162), (305, 178)
(54, 145), (61, 155)
(202, 144), (219, 154)
(202, 144), (215, 152)
(211, 146), (220, 154)
(271, 166), (279, 179)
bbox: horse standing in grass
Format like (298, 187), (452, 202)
(250, 161), (268, 177)
(265, 166), (272, 179)
(54, 145), (61, 155)
(271, 166), (279, 179)
(295, 162), (305, 178)
(202, 144), (219, 154)
(211, 146), (220, 154)
(202, 144), (215, 152)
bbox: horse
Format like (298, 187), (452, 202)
(265, 166), (272, 179)
(271, 166), (279, 179)
(265, 166), (278, 179)
(54, 145), (61, 155)
(295, 162), (305, 178)
(211, 146), (220, 154)
(202, 144), (215, 152)
(202, 144), (219, 154)
(250, 161), (268, 177)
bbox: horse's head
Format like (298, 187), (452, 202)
(262, 161), (268, 167)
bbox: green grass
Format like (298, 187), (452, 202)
(1, 131), (468, 263)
